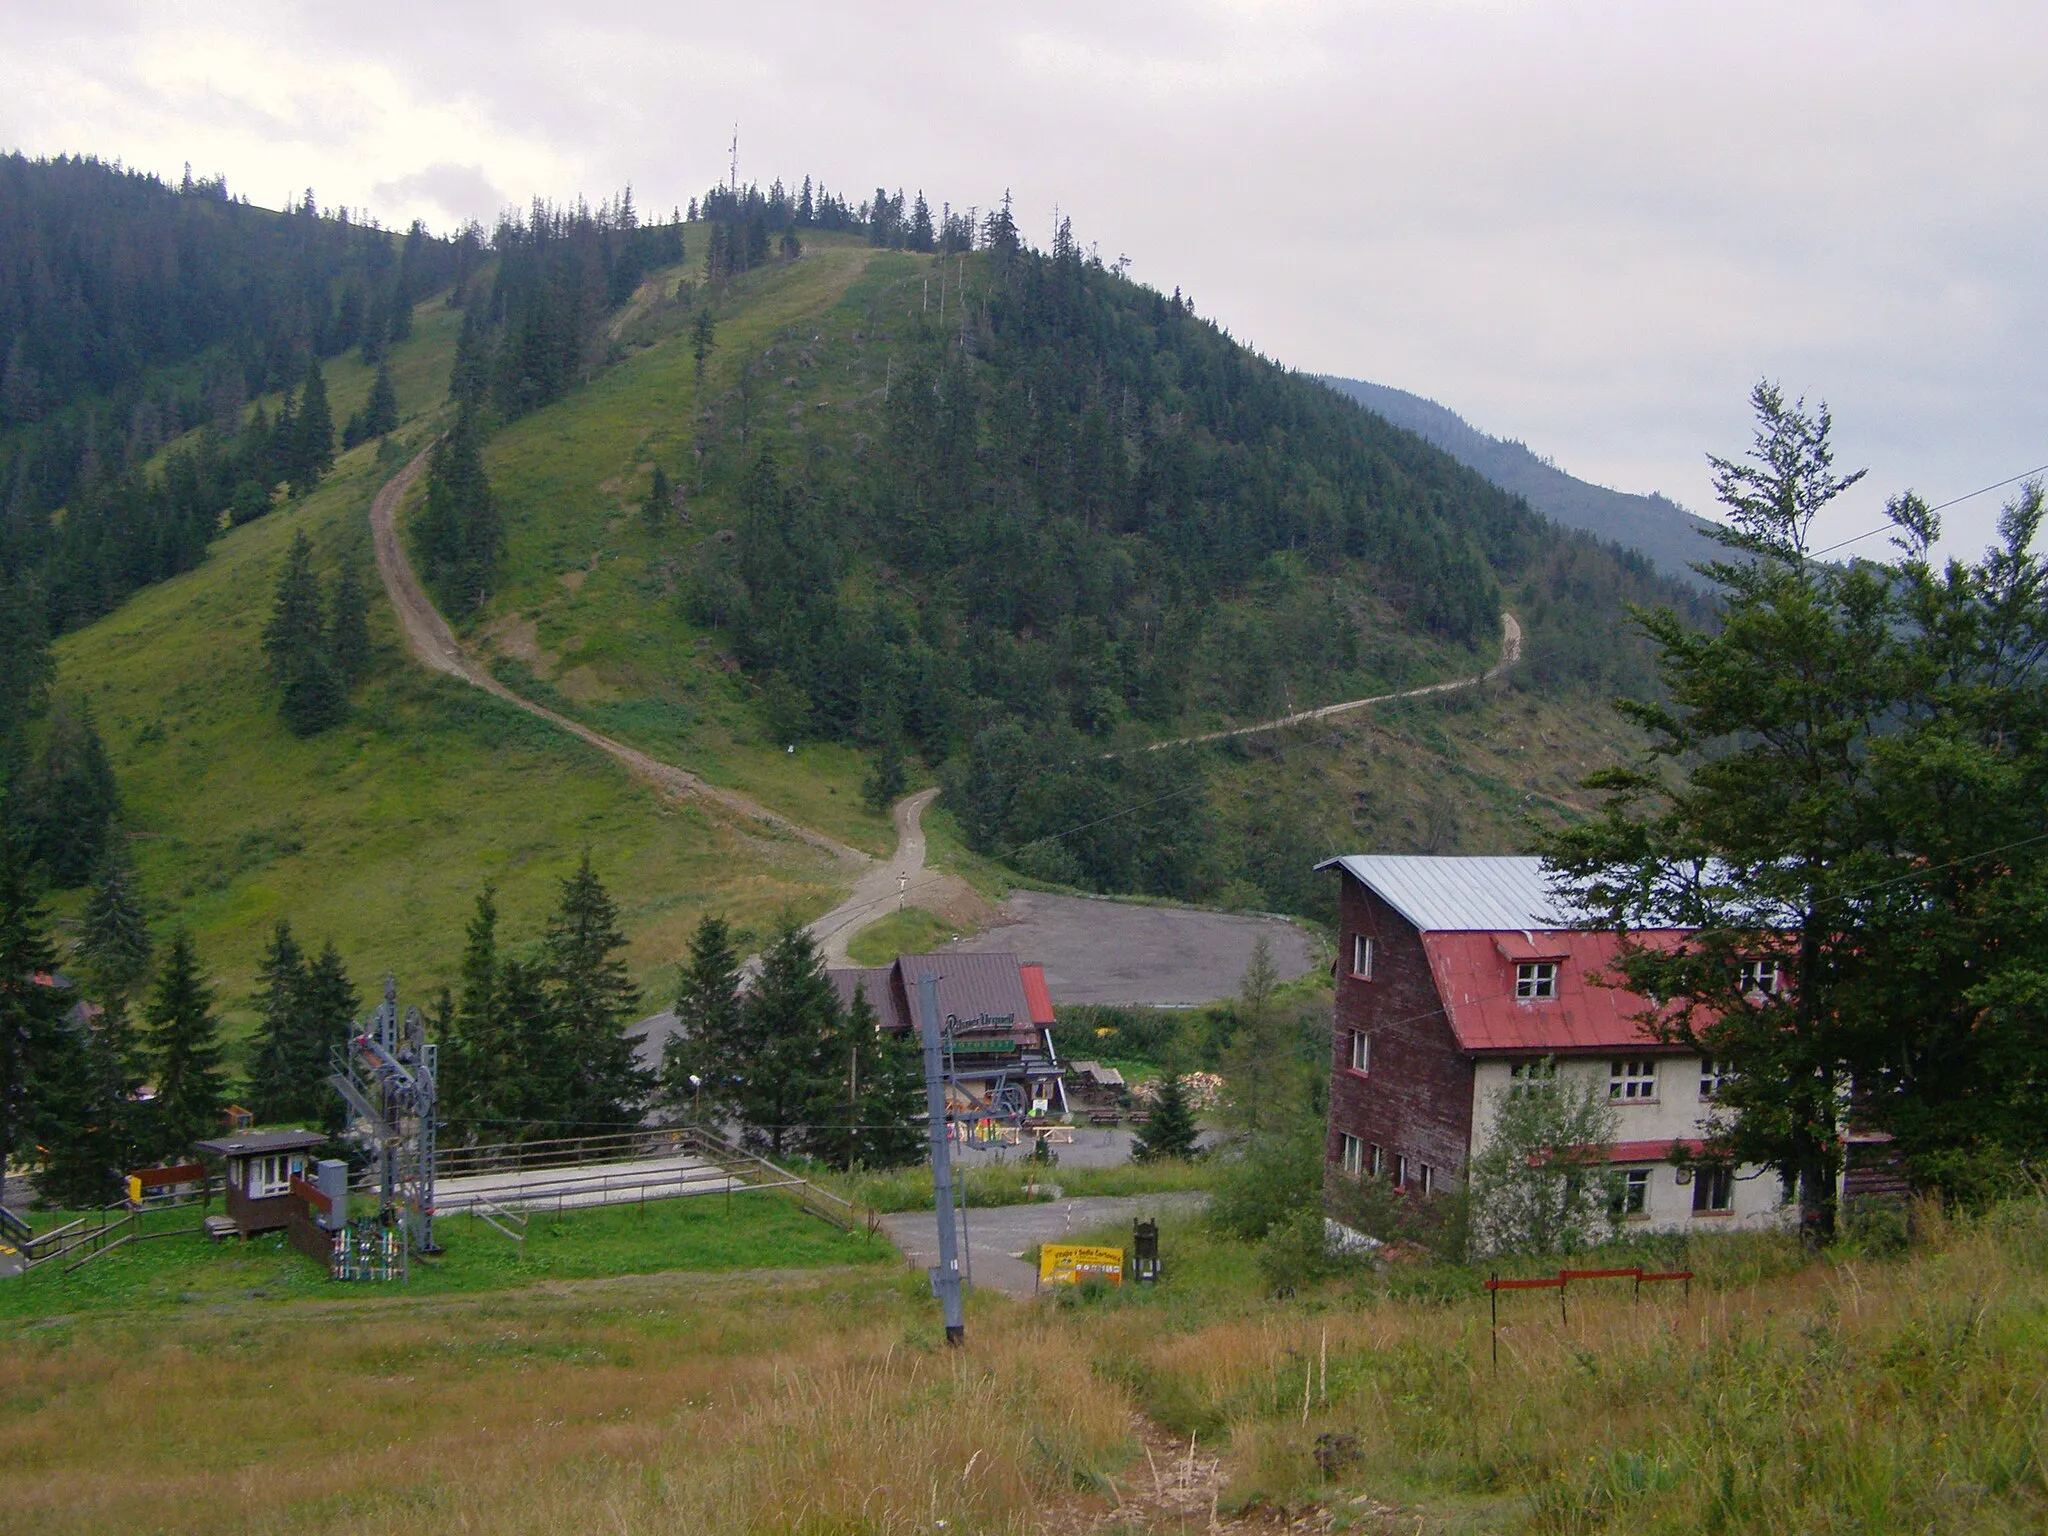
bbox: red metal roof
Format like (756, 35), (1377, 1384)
(1018, 964), (1055, 1027)
(1420, 929), (1685, 1055)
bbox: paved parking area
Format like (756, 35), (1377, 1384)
(957, 890), (1323, 1005)
(879, 1191), (1207, 1298)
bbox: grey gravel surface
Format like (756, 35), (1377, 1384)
(956, 889), (1323, 1006)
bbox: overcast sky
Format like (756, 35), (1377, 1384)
(6, 1), (2042, 555)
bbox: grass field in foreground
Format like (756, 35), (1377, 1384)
(0, 1188), (884, 1322)
(4, 1198), (2045, 1534)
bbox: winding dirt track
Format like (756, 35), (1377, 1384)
(367, 447), (866, 870)
(1127, 610), (1522, 754)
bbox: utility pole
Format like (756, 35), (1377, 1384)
(917, 972), (966, 1345)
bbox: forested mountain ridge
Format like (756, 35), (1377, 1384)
(18, 164), (1705, 1024)
(1321, 375), (1723, 586)
(424, 189), (1705, 916)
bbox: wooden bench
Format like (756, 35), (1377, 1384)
(1087, 1111), (1121, 1126)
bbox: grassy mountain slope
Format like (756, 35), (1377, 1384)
(1322, 374), (1723, 587)
(50, 295), (844, 1035)
(427, 227), (1682, 918)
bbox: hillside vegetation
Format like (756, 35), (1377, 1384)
(47, 293), (846, 1030)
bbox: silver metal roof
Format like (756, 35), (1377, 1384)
(1315, 854), (1581, 931)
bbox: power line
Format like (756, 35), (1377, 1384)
(1807, 460), (2048, 559)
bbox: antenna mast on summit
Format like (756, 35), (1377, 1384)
(729, 126), (739, 196)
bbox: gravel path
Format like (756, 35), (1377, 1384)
(368, 446), (865, 867)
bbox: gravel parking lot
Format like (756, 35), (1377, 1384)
(956, 889), (1324, 1005)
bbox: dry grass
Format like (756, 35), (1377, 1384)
(6, 1202), (2045, 1534)
(0, 1269), (1133, 1535)
(1065, 1204), (2048, 1533)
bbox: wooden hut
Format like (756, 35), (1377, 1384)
(194, 1129), (330, 1237)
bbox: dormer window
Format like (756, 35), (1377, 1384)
(1739, 960), (1781, 997)
(1350, 934), (1374, 979)
(1515, 961), (1557, 999)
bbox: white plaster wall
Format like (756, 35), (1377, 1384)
(1468, 1055), (1794, 1235)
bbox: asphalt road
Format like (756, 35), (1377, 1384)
(879, 1191), (1206, 1298)
(958, 889), (1323, 1005)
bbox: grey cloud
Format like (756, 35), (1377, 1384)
(372, 163), (508, 226)
(4, 1), (2044, 550)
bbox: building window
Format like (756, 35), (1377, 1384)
(1613, 1167), (1651, 1218)
(1340, 1133), (1365, 1177)
(1393, 1153), (1409, 1189)
(1508, 1059), (1556, 1096)
(1609, 1059), (1659, 1101)
(1739, 959), (1781, 996)
(1700, 1058), (1734, 1100)
(247, 1154), (301, 1199)
(1692, 1165), (1734, 1214)
(1368, 1144), (1384, 1177)
(1416, 1163), (1434, 1196)
(1515, 962), (1558, 999)
(1350, 934), (1374, 979)
(1348, 1030), (1370, 1073)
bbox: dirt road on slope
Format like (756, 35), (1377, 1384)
(367, 446), (866, 868)
(1126, 610), (1523, 754)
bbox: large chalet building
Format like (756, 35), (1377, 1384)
(1318, 854), (1791, 1233)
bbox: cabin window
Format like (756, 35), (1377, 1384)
(1609, 1059), (1659, 1101)
(1340, 1133), (1365, 1177)
(246, 1154), (302, 1198)
(1416, 1163), (1434, 1196)
(1613, 1168), (1651, 1217)
(1368, 1143), (1385, 1177)
(1393, 1153), (1409, 1188)
(1739, 959), (1781, 996)
(1692, 1165), (1735, 1214)
(1515, 961), (1558, 999)
(1508, 1059), (1556, 1096)
(1350, 934), (1374, 979)
(1700, 1059), (1735, 1100)
(1349, 1030), (1370, 1073)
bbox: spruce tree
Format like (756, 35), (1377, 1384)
(542, 853), (648, 1131)
(14, 698), (121, 886)
(263, 531), (324, 683)
(414, 411), (500, 613)
(691, 308), (716, 390)
(496, 955), (554, 1138)
(142, 930), (225, 1158)
(245, 919), (308, 1123)
(736, 921), (839, 1158)
(79, 850), (152, 1008)
(288, 357), (334, 495)
(0, 849), (71, 1195)
(642, 464), (672, 538)
(296, 940), (356, 1133)
(442, 885), (505, 1144)
(327, 558), (371, 684)
(848, 983), (925, 1169)
(1134, 1072), (1200, 1162)
(28, 1013), (119, 1209)
(345, 364), (398, 445)
(661, 913), (742, 1123)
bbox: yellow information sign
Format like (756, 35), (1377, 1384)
(1038, 1244), (1124, 1287)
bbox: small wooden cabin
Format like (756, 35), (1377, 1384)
(194, 1129), (330, 1236)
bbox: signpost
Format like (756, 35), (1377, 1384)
(1037, 1244), (1125, 1289)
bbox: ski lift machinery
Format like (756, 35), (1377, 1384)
(328, 978), (440, 1268)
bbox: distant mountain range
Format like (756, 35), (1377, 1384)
(1320, 376), (1723, 588)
